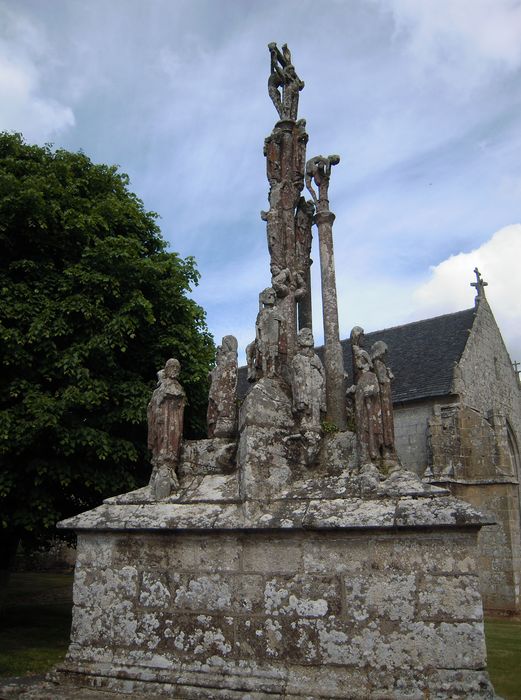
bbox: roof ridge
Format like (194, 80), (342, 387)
(348, 307), (476, 339)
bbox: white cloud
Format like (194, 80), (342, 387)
(0, 6), (74, 141)
(413, 224), (521, 360)
(379, 0), (521, 88)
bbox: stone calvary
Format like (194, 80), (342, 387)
(26, 44), (497, 699)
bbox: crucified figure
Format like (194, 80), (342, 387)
(267, 42), (304, 121)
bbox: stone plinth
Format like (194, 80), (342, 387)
(18, 482), (497, 699)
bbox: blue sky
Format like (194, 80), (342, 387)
(1, 0), (520, 366)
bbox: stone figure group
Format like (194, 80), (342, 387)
(145, 43), (399, 501)
(348, 327), (399, 472)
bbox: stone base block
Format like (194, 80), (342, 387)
(29, 527), (497, 699)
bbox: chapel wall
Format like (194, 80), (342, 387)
(456, 299), (521, 457)
(450, 482), (521, 613)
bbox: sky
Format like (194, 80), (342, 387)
(1, 0), (520, 368)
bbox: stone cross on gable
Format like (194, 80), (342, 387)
(471, 267), (488, 301)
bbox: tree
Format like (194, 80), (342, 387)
(0, 133), (215, 580)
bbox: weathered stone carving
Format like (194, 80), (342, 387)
(290, 327), (326, 466)
(371, 340), (400, 470)
(349, 332), (401, 475)
(261, 44), (310, 364)
(207, 335), (238, 438)
(348, 328), (383, 469)
(471, 266), (488, 303)
(305, 154), (347, 431)
(305, 154), (340, 213)
(247, 287), (286, 381)
(295, 196), (314, 330)
(350, 326), (365, 384)
(267, 42), (304, 121)
(147, 358), (186, 498)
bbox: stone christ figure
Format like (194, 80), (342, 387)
(267, 42), (304, 121)
(147, 358), (186, 499)
(207, 335), (238, 439)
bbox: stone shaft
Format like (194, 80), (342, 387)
(315, 210), (347, 430)
(298, 264), (313, 331)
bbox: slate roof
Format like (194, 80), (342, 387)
(237, 307), (476, 404)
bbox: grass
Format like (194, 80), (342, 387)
(0, 572), (73, 677)
(485, 617), (521, 700)
(0, 573), (520, 698)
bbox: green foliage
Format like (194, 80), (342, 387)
(321, 419), (339, 434)
(0, 132), (214, 551)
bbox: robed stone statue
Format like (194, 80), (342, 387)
(147, 358), (186, 499)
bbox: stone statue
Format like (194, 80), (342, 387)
(305, 155), (340, 212)
(270, 264), (291, 298)
(262, 208), (285, 273)
(207, 335), (238, 439)
(347, 330), (383, 468)
(350, 326), (365, 385)
(264, 131), (283, 186)
(295, 197), (314, 274)
(268, 42), (304, 121)
(246, 339), (257, 382)
(294, 197), (314, 330)
(147, 358), (186, 499)
(252, 286), (286, 380)
(371, 340), (399, 470)
(290, 327), (326, 465)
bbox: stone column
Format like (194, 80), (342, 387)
(305, 155), (347, 431)
(315, 209), (347, 430)
(263, 44), (308, 370)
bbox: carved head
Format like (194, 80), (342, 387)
(260, 287), (276, 307)
(350, 326), (364, 347)
(221, 335), (238, 354)
(164, 358), (181, 379)
(371, 340), (388, 360)
(357, 349), (373, 373)
(297, 327), (314, 349)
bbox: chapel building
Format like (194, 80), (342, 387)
(338, 275), (521, 613)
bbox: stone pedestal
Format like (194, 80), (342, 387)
(16, 479), (497, 699)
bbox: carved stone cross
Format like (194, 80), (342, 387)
(471, 267), (488, 300)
